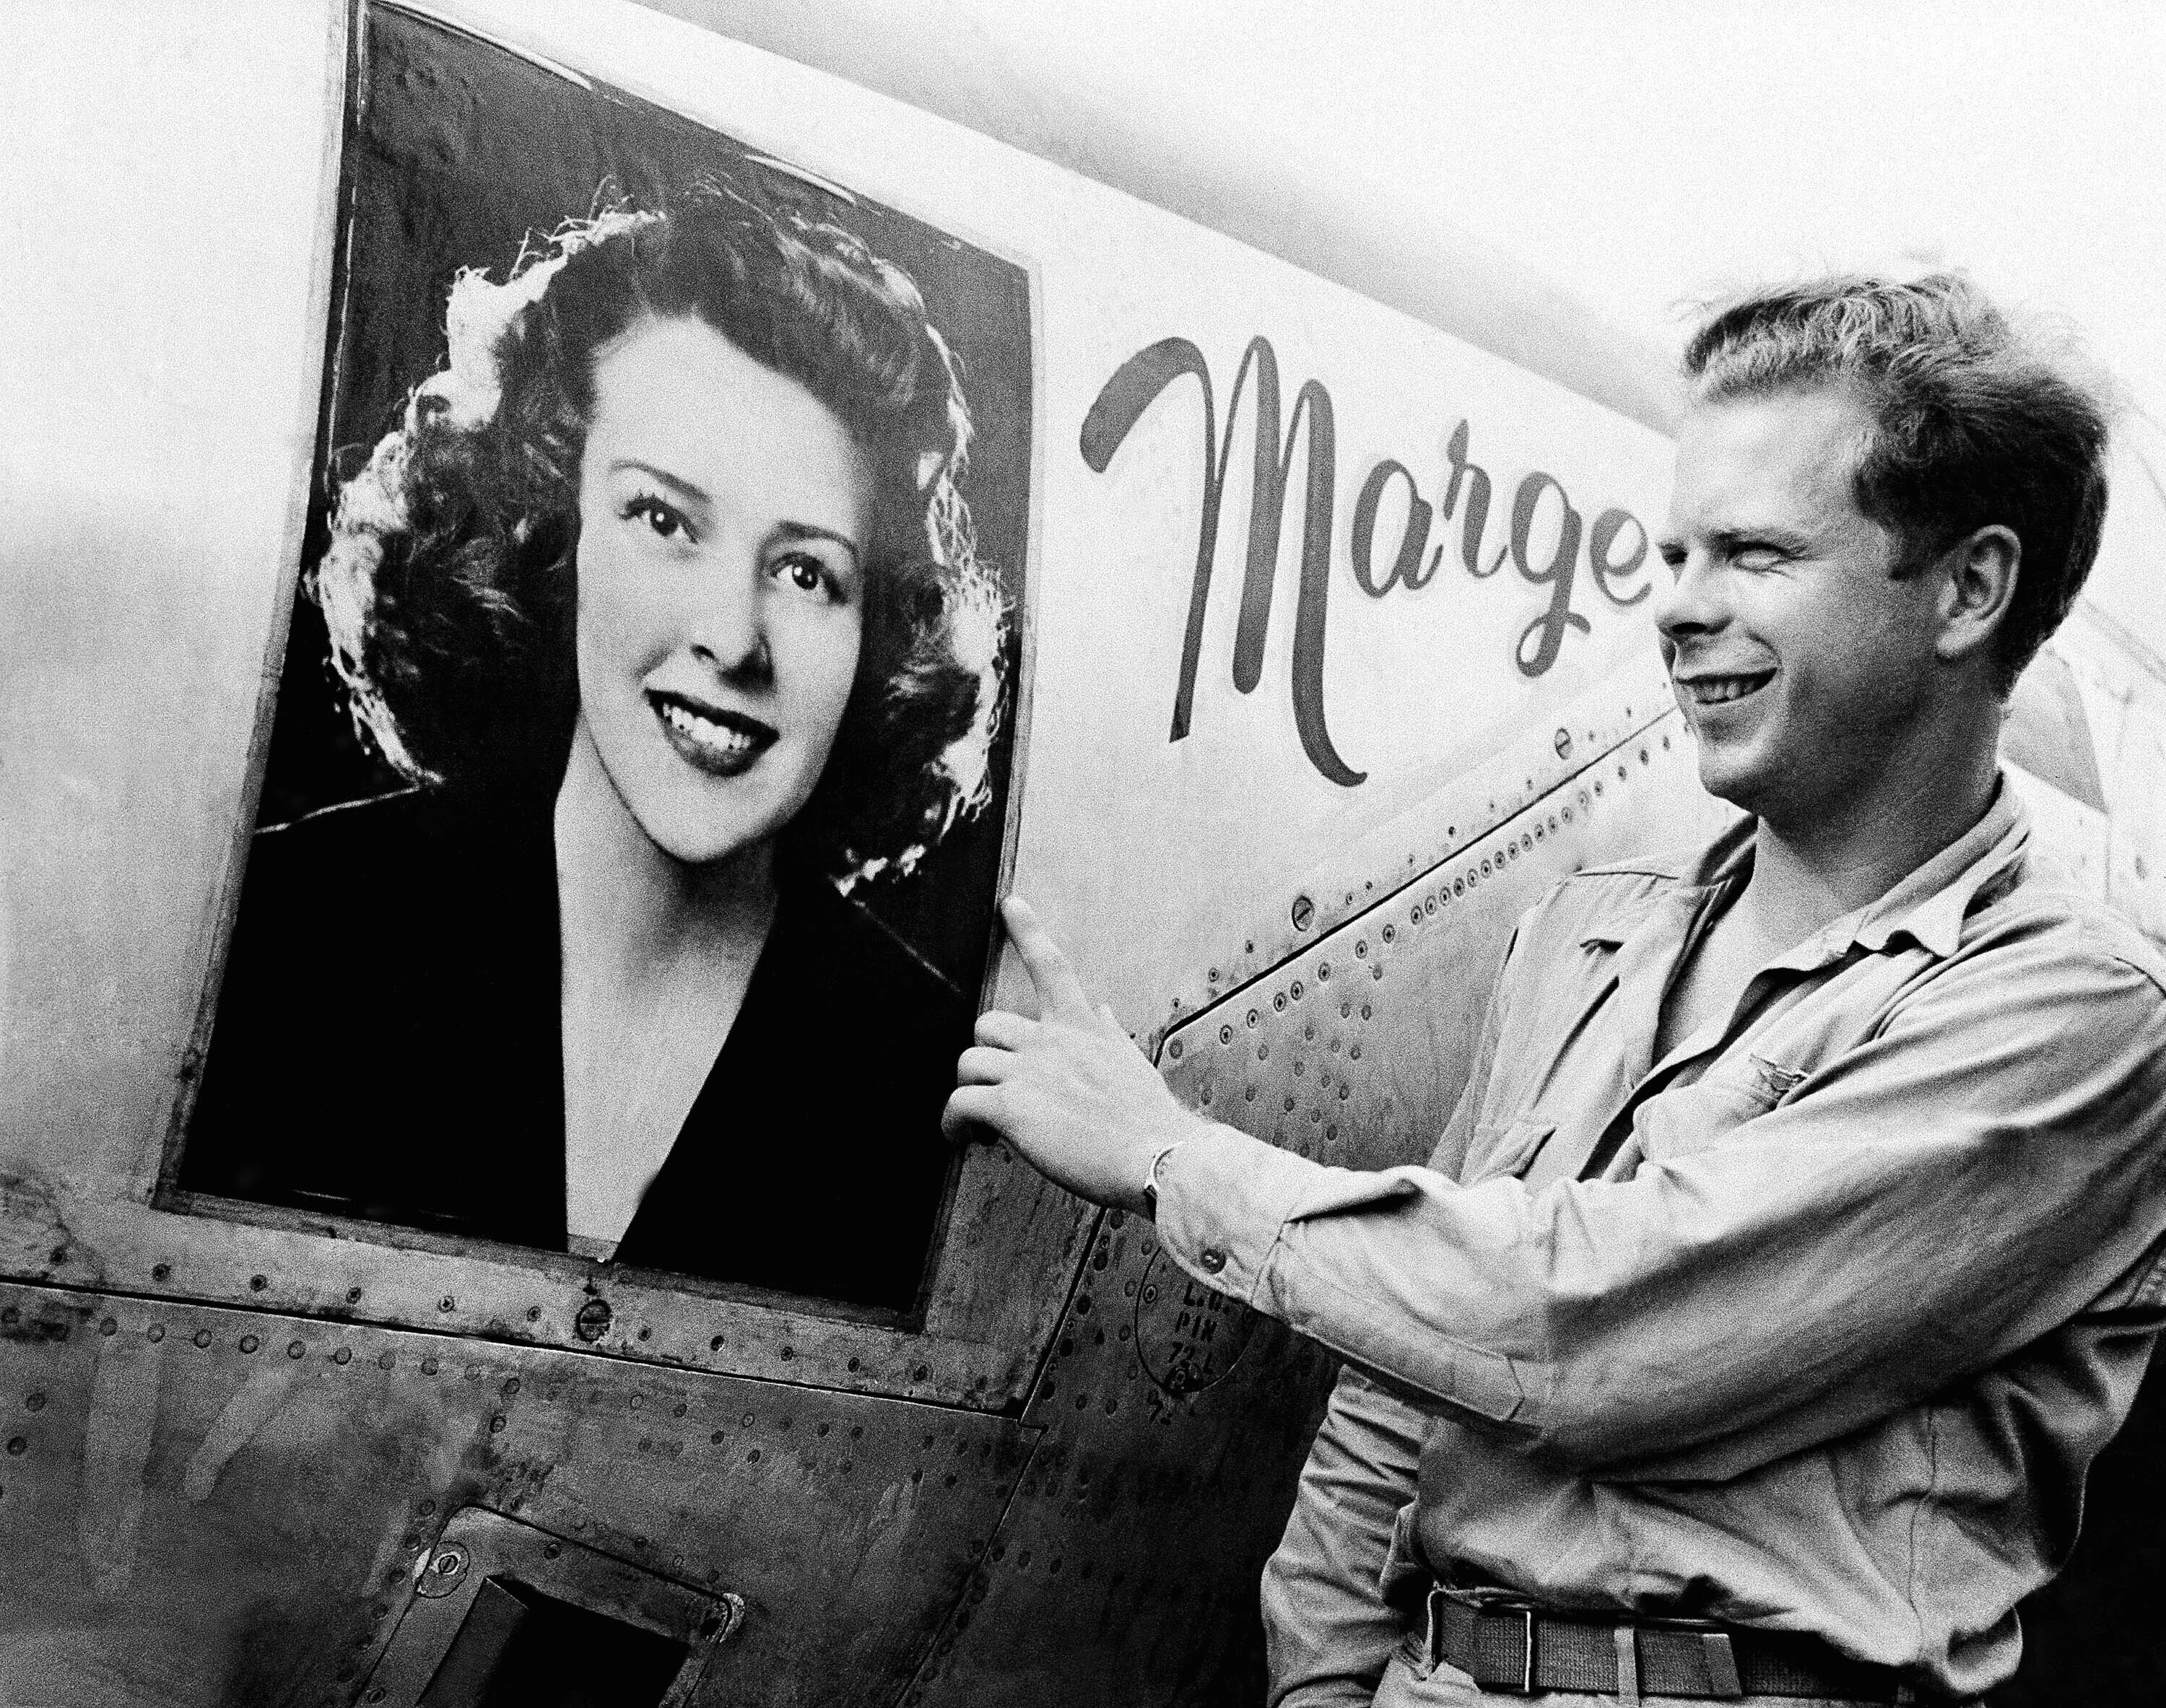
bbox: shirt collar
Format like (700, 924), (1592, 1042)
(1821, 776), (2027, 962)
(1575, 775), (2027, 967)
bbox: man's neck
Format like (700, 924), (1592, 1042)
(1742, 744), (2000, 950)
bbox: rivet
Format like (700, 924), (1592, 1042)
(4, 1438), (22, 1456)
(525, 1306), (542, 1322)
(780, 1345), (793, 1360)
(248, 1275), (267, 1292)
(346, 1286), (362, 1304)
(287, 1341), (305, 1359)
(1273, 993), (1286, 1011)
(437, 1297), (454, 1312)
(712, 1335), (727, 1351)
(1318, 963), (1331, 980)
(150, 1264), (170, 1281)
(1167, 1040), (1182, 1060)
(573, 1300), (612, 1343)
(913, 1364), (930, 1381)
(239, 1336), (260, 1355)
(421, 1357), (439, 1375)
(1219, 1025), (1233, 1045)
(1291, 980), (1304, 1001)
(24, 1394), (45, 1413)
(192, 1330), (212, 1349)
(637, 1326), (652, 1341)
(1245, 1009), (1258, 1028)
(490, 1415), (506, 1434)
(1382, 924), (1395, 943)
(98, 1318), (117, 1337)
(1355, 941), (1367, 958)
(378, 1351), (395, 1370)
(146, 1324), (165, 1343)
(1256, 1043), (1269, 1061)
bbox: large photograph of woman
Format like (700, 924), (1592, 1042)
(175, 17), (1030, 1317)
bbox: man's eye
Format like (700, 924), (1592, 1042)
(1733, 546), (1784, 572)
(622, 494), (693, 542)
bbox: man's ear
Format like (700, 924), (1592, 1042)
(1933, 524), (2021, 666)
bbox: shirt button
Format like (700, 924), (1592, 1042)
(1199, 1247), (1227, 1273)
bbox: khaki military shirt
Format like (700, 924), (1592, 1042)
(1153, 785), (2166, 1702)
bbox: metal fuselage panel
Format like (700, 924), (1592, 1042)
(0, 1284), (1035, 1706)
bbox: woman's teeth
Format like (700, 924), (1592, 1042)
(659, 700), (757, 754)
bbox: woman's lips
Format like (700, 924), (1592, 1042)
(648, 690), (777, 777)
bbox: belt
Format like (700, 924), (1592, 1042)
(1422, 1587), (1923, 1704)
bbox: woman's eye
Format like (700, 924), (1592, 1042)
(773, 552), (840, 599)
(622, 494), (693, 543)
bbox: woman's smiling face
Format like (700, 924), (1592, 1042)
(571, 315), (872, 868)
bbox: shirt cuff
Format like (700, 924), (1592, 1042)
(1154, 1124), (1317, 1301)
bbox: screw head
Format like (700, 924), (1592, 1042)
(1290, 894), (1315, 931)
(573, 1299), (613, 1343)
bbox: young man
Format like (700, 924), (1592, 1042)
(948, 276), (2166, 1706)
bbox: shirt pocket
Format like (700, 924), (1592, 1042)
(1635, 1053), (1806, 1164)
(1461, 1115), (1557, 1184)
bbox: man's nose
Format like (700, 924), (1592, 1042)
(1652, 552), (1723, 642)
(689, 555), (771, 681)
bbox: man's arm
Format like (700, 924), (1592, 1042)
(1262, 1368), (1428, 1708)
(1149, 928), (2166, 1475)
(955, 899), (2166, 1478)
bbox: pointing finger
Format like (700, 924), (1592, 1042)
(1001, 896), (1092, 1021)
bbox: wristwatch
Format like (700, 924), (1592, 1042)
(1141, 1140), (1184, 1219)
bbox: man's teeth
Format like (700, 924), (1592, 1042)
(1688, 676), (1767, 705)
(660, 701), (755, 751)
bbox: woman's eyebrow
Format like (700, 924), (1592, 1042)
(609, 458), (710, 507)
(773, 520), (862, 563)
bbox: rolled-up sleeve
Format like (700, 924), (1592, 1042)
(1155, 928), (2166, 1477)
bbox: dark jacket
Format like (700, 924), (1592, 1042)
(182, 787), (966, 1312)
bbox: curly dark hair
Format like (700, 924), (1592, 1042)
(1683, 272), (2112, 692)
(317, 181), (1007, 884)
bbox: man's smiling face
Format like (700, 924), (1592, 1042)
(1655, 385), (1949, 829)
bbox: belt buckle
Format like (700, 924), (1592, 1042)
(1461, 1589), (1539, 1694)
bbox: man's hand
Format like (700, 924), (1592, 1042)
(945, 896), (1206, 1214)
